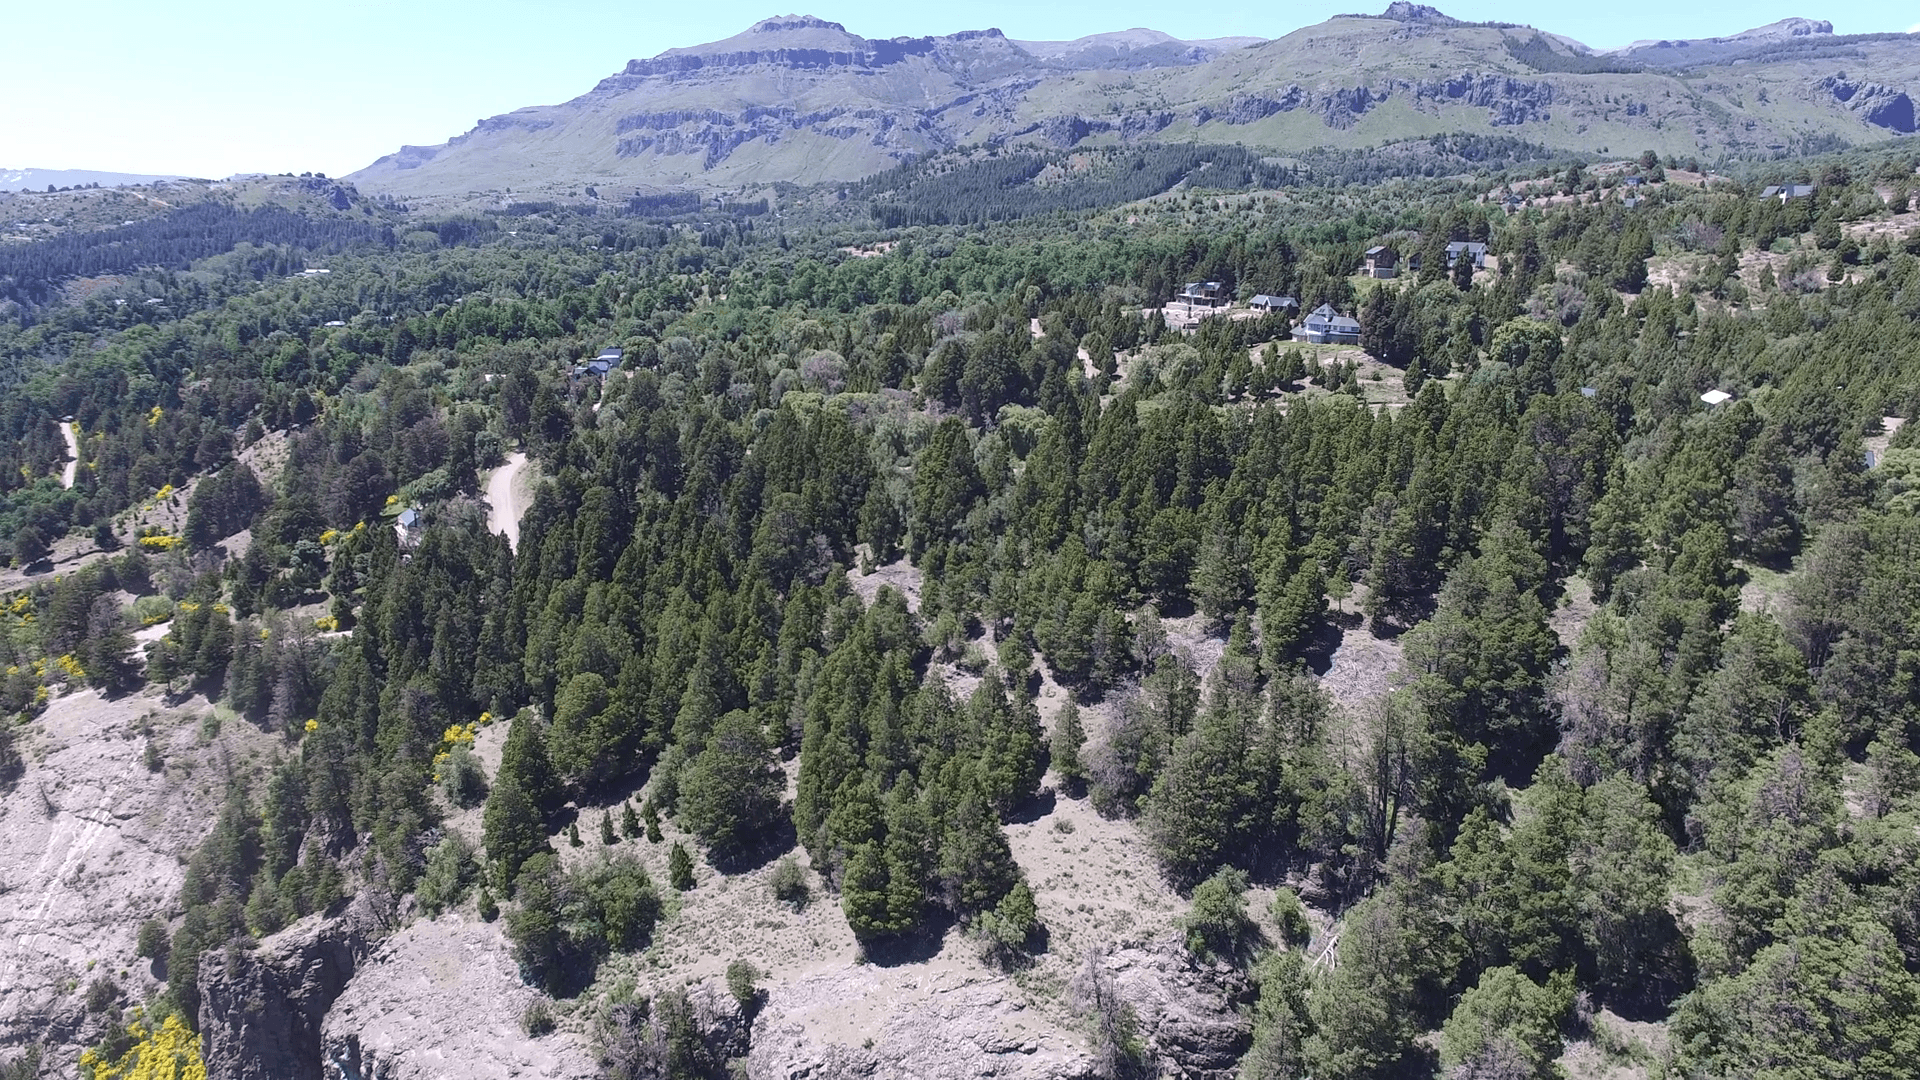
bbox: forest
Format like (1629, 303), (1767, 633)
(4, 141), (1920, 1080)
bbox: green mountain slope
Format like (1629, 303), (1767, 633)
(347, 8), (1920, 199)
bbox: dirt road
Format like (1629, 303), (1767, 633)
(58, 421), (78, 489)
(485, 452), (529, 552)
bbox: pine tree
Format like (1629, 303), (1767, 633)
(622, 800), (642, 839)
(482, 778), (549, 890)
(498, 709), (560, 814)
(668, 842), (695, 890)
(1051, 702), (1087, 794)
(678, 710), (784, 861)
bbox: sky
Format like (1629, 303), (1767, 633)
(4, 0), (1915, 179)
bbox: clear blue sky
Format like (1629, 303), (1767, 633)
(5, 0), (1915, 179)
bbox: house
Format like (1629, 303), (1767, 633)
(1249, 294), (1299, 313)
(1292, 303), (1362, 345)
(1700, 389), (1733, 406)
(1622, 197), (1643, 209)
(1176, 281), (1228, 308)
(1444, 241), (1489, 269)
(1623, 176), (1644, 188)
(1363, 247), (1399, 278)
(1760, 184), (1816, 203)
(573, 346), (624, 378)
(395, 507), (423, 545)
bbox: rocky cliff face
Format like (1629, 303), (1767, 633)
(0, 690), (269, 1064)
(197, 906), (371, 1080)
(1819, 74), (1917, 133)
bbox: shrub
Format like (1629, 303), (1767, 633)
(521, 1000), (556, 1036)
(977, 881), (1041, 969)
(416, 834), (479, 917)
(477, 888), (499, 922)
(769, 856), (809, 910)
(1270, 888), (1310, 949)
(437, 744), (488, 808)
(135, 919), (170, 962)
(726, 959), (761, 1010)
(1182, 867), (1254, 963)
(85, 976), (120, 1013)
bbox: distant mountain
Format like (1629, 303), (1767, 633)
(347, 9), (1920, 199)
(1010, 29), (1265, 70)
(0, 168), (184, 192)
(1610, 17), (1837, 64)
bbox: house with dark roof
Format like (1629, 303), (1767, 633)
(1176, 281), (1228, 308)
(573, 346), (625, 378)
(1761, 184), (1816, 203)
(1291, 304), (1362, 345)
(1444, 241), (1489, 269)
(1249, 294), (1299, 313)
(1363, 247), (1399, 279)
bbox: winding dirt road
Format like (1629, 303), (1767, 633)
(58, 421), (78, 489)
(485, 452), (529, 552)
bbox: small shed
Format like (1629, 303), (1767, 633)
(1700, 389), (1733, 406)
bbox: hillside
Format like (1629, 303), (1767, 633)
(347, 7), (1920, 200)
(0, 168), (185, 193)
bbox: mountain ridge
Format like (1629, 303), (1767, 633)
(346, 7), (1920, 200)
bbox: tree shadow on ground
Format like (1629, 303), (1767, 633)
(708, 815), (799, 875)
(860, 909), (957, 967)
(1004, 787), (1057, 826)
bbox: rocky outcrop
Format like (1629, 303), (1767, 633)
(1819, 74), (1916, 133)
(747, 937), (1248, 1080)
(320, 916), (596, 1080)
(198, 906), (371, 1080)
(749, 973), (1094, 1080)
(1100, 938), (1254, 1079)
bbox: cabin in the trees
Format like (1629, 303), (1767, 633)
(395, 507), (423, 546)
(1292, 303), (1362, 344)
(1761, 184), (1816, 203)
(1176, 281), (1228, 307)
(1363, 246), (1399, 278)
(1249, 294), (1299, 313)
(1444, 241), (1488, 269)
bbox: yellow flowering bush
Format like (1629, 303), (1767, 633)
(318, 528), (339, 545)
(153, 484), (174, 502)
(138, 534), (183, 551)
(80, 1010), (207, 1080)
(55, 654), (87, 681)
(146, 406), (164, 428)
(314, 615), (338, 632)
(385, 494), (399, 506)
(432, 721), (479, 782)
(8, 596), (32, 617)
(304, 718), (319, 734)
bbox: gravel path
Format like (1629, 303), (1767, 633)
(58, 421), (78, 489)
(484, 452), (529, 552)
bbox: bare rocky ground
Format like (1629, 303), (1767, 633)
(320, 916), (597, 1080)
(0, 685), (281, 1062)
